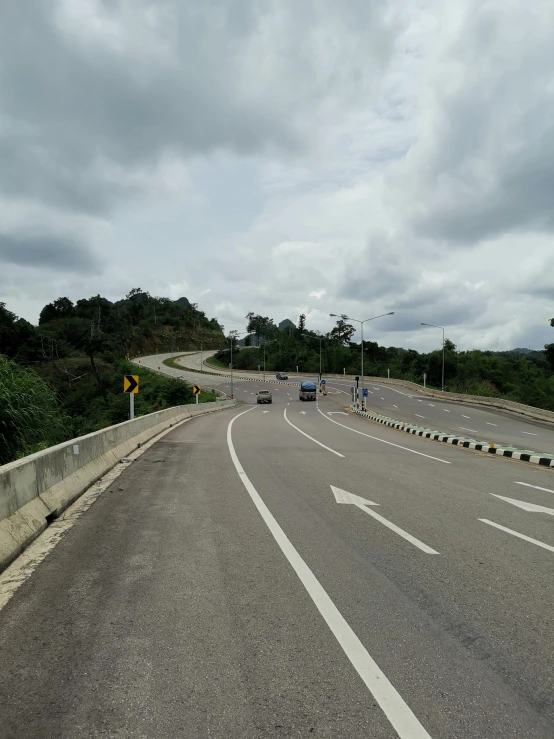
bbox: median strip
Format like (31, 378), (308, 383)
(349, 408), (554, 468)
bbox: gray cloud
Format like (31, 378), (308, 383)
(0, 232), (103, 272)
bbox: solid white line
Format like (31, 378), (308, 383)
(462, 415), (470, 419)
(227, 408), (432, 738)
(479, 519), (554, 554)
(284, 408), (344, 457)
(521, 431), (538, 436)
(355, 504), (439, 554)
(415, 414), (425, 419)
(515, 481), (554, 495)
(460, 427), (478, 434)
(318, 409), (450, 464)
(486, 422), (498, 426)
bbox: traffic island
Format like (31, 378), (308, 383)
(349, 407), (554, 468)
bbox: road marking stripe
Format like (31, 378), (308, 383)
(462, 415), (470, 419)
(522, 431), (538, 436)
(227, 408), (432, 739)
(284, 408), (344, 458)
(355, 503), (439, 554)
(479, 519), (554, 554)
(486, 422), (497, 426)
(428, 404), (435, 407)
(318, 408), (450, 464)
(460, 427), (479, 434)
(515, 482), (554, 495)
(415, 414), (425, 419)
(393, 404), (398, 408)
(443, 409), (450, 413)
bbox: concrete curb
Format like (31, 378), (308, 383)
(0, 399), (237, 573)
(350, 407), (554, 468)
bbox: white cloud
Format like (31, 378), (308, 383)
(2, 0), (554, 352)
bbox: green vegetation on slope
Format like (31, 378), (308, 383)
(215, 313), (554, 411)
(0, 291), (225, 464)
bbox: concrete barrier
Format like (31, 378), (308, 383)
(0, 399), (237, 572)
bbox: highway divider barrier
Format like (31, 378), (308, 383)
(350, 406), (554, 468)
(0, 399), (237, 573)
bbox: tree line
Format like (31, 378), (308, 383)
(216, 313), (554, 412)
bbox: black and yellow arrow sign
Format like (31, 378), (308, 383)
(192, 385), (201, 395)
(124, 375), (139, 394)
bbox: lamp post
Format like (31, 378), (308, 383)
(420, 323), (445, 391)
(330, 312), (395, 408)
(227, 330), (248, 399)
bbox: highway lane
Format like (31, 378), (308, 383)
(2, 354), (553, 736)
(176, 352), (554, 455)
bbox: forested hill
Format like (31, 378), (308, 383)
(0, 289), (223, 464)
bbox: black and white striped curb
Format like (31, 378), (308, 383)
(350, 407), (554, 468)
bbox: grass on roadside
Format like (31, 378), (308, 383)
(205, 356), (228, 369)
(161, 357), (220, 402)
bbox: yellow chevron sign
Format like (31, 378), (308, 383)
(123, 375), (139, 394)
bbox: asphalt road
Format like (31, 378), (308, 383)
(175, 351), (554, 456)
(1, 353), (554, 737)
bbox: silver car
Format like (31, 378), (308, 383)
(256, 389), (272, 404)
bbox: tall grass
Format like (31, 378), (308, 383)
(0, 356), (68, 465)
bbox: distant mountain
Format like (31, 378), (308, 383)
(279, 318), (295, 330)
(175, 296), (191, 307)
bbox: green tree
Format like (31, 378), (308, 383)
(329, 318), (355, 346)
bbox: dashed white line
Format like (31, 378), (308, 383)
(393, 405), (398, 408)
(227, 408), (432, 739)
(462, 415), (470, 419)
(486, 422), (498, 426)
(521, 431), (538, 436)
(514, 481), (554, 495)
(415, 414), (425, 419)
(443, 409), (450, 413)
(479, 519), (554, 554)
(428, 404), (435, 407)
(460, 427), (479, 434)
(381, 397), (385, 400)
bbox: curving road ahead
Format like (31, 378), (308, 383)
(1, 353), (553, 737)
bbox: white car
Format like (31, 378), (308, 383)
(256, 390), (272, 404)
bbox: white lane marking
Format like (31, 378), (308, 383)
(331, 487), (438, 555)
(415, 414), (425, 419)
(393, 404), (398, 408)
(514, 481), (554, 495)
(417, 400), (423, 403)
(327, 386), (350, 395)
(486, 422), (498, 426)
(284, 408), (344, 458)
(381, 397), (385, 400)
(428, 404), (435, 407)
(443, 409), (450, 413)
(384, 387), (411, 396)
(318, 408), (450, 464)
(521, 431), (538, 436)
(491, 495), (554, 516)
(299, 411), (307, 414)
(227, 409), (432, 738)
(373, 386), (380, 389)
(479, 519), (554, 554)
(328, 411), (348, 415)
(462, 415), (470, 419)
(460, 427), (479, 434)
(262, 411), (270, 414)
(368, 390), (373, 394)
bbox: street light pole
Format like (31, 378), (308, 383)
(421, 323), (445, 391)
(330, 312), (395, 408)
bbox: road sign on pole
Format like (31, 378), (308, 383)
(123, 375), (139, 394)
(362, 388), (368, 397)
(320, 379), (326, 385)
(124, 375), (139, 419)
(193, 385), (201, 404)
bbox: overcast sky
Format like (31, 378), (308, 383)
(1, 0), (553, 351)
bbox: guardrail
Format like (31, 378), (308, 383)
(0, 399), (237, 572)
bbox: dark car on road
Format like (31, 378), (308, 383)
(276, 372), (289, 380)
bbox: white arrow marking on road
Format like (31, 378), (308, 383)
(330, 486), (439, 554)
(515, 481), (554, 495)
(331, 486), (378, 506)
(328, 411), (348, 415)
(479, 519), (554, 554)
(491, 495), (554, 515)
